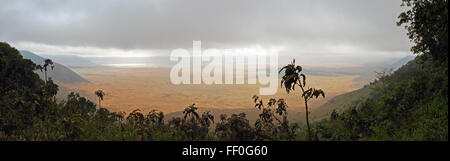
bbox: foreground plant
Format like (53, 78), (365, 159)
(279, 59), (325, 140)
(252, 95), (298, 140)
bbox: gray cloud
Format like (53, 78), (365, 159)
(0, 0), (411, 58)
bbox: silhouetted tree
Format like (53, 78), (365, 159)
(35, 58), (54, 83)
(127, 109), (145, 126)
(397, 0), (448, 65)
(146, 110), (164, 125)
(183, 104), (199, 120)
(200, 111), (214, 128)
(279, 59), (325, 140)
(215, 113), (254, 141)
(253, 95), (297, 140)
(94, 89), (105, 109)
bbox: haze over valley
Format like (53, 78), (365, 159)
(20, 50), (413, 122)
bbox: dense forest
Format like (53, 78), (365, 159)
(0, 0), (447, 141)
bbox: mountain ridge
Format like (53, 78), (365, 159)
(19, 50), (89, 84)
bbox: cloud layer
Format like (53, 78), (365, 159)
(1, 0), (411, 60)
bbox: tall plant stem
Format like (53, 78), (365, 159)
(299, 84), (312, 140)
(304, 100), (311, 140)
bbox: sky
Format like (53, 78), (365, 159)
(0, 0), (412, 64)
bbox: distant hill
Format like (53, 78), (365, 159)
(310, 57), (421, 122)
(385, 55), (415, 70)
(20, 50), (89, 84)
(40, 54), (98, 69)
(297, 56), (416, 84)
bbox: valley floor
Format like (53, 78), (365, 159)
(63, 67), (367, 122)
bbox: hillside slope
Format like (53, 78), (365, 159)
(312, 59), (422, 121)
(19, 50), (89, 84)
(310, 87), (374, 121)
(311, 56), (448, 140)
(40, 54), (98, 69)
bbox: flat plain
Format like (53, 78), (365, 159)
(63, 67), (366, 120)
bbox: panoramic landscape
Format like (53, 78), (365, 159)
(0, 0), (447, 142)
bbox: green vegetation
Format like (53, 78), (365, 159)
(0, 0), (447, 141)
(311, 0), (448, 141)
(312, 57), (447, 140)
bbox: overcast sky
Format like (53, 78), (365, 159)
(0, 0), (412, 63)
